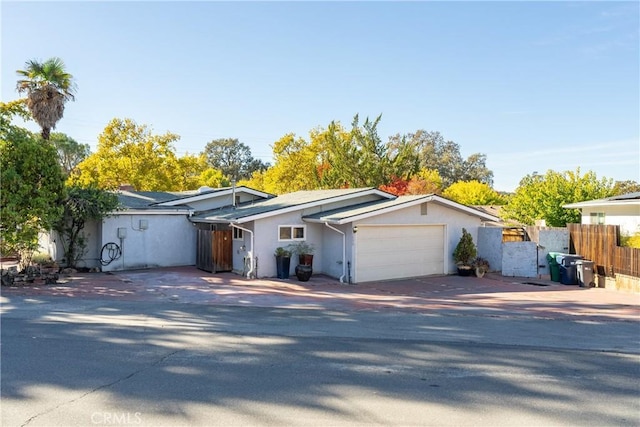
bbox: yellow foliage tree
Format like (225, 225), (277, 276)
(407, 168), (443, 195)
(69, 118), (226, 191)
(443, 180), (507, 206)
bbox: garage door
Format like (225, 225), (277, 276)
(355, 225), (445, 282)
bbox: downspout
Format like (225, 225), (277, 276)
(325, 222), (346, 283)
(231, 223), (254, 279)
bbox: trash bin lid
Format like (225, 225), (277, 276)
(556, 254), (583, 266)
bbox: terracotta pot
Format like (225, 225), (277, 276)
(298, 254), (314, 266)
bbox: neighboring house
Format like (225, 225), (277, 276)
(563, 192), (640, 237)
(45, 186), (499, 282)
(192, 188), (499, 283)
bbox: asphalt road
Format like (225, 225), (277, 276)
(1, 296), (639, 426)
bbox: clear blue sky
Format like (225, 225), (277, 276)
(2, 1), (638, 192)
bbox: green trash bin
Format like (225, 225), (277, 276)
(547, 252), (561, 282)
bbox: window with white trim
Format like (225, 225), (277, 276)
(233, 228), (244, 240)
(279, 225), (306, 241)
(590, 212), (605, 225)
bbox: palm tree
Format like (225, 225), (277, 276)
(16, 57), (76, 140)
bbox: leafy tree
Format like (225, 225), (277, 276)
(198, 168), (229, 188)
(612, 180), (640, 195)
(203, 138), (269, 180)
(317, 115), (419, 189)
(406, 168), (443, 195)
(53, 186), (120, 268)
(379, 177), (410, 196)
(502, 169), (614, 226)
(260, 133), (321, 194)
(50, 132), (91, 176)
(16, 57), (76, 140)
(443, 180), (507, 206)
(391, 130), (493, 188)
(0, 100), (65, 260)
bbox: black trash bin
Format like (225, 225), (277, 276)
(556, 254), (583, 285)
(576, 260), (595, 288)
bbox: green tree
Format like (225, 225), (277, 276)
(50, 132), (91, 176)
(0, 100), (65, 260)
(443, 180), (507, 206)
(391, 130), (493, 188)
(203, 138), (268, 180)
(53, 186), (120, 268)
(16, 57), (76, 140)
(318, 115), (418, 189)
(502, 169), (614, 226)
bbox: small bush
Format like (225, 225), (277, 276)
(620, 232), (640, 249)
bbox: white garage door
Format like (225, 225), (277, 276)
(355, 225), (445, 283)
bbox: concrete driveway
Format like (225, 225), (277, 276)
(2, 266), (638, 321)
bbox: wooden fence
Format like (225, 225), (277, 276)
(567, 224), (640, 278)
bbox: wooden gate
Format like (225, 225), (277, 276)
(196, 229), (233, 273)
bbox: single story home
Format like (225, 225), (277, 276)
(45, 186), (499, 283)
(191, 187), (499, 283)
(563, 192), (640, 237)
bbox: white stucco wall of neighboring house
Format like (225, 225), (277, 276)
(101, 213), (195, 272)
(579, 205), (640, 236)
(350, 202), (483, 274)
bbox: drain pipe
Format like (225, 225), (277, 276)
(231, 223), (254, 279)
(325, 222), (346, 283)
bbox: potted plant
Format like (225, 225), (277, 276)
(288, 241), (315, 266)
(453, 228), (477, 276)
(472, 257), (490, 278)
(274, 247), (291, 279)
(288, 241), (314, 282)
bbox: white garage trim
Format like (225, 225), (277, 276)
(354, 224), (446, 283)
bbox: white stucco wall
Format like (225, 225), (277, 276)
(579, 205), (640, 236)
(40, 220), (102, 269)
(502, 242), (538, 277)
(101, 214), (195, 272)
(251, 211), (324, 278)
(321, 223), (350, 281)
(477, 227), (502, 273)
(537, 228), (570, 276)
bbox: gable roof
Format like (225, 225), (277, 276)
(563, 192), (640, 209)
(191, 188), (394, 224)
(153, 186), (273, 207)
(303, 194), (501, 224)
(115, 186), (271, 212)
